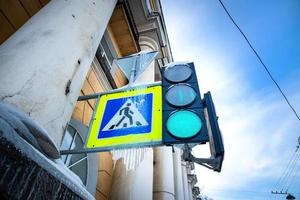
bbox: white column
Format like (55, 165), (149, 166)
(173, 148), (185, 200)
(0, 0), (117, 145)
(110, 38), (158, 200)
(110, 149), (154, 200)
(182, 162), (190, 200)
(186, 164), (194, 200)
(153, 147), (175, 200)
(135, 36), (159, 84)
(136, 36), (176, 200)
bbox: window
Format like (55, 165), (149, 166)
(100, 38), (114, 66)
(97, 30), (118, 74)
(146, 0), (156, 15)
(61, 125), (88, 185)
(60, 119), (99, 195)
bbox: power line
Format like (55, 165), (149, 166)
(270, 147), (300, 199)
(204, 188), (300, 200)
(217, 0), (300, 122)
(287, 157), (300, 191)
(284, 151), (300, 191)
(274, 146), (300, 191)
(274, 148), (297, 190)
(205, 188), (300, 195)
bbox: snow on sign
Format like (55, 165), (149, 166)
(101, 98), (149, 133)
(86, 85), (162, 150)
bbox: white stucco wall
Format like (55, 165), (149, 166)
(0, 0), (117, 146)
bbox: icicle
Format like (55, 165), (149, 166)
(111, 147), (151, 172)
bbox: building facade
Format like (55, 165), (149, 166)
(0, 0), (200, 199)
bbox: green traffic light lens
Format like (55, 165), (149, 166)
(164, 64), (192, 83)
(166, 110), (202, 139)
(166, 84), (196, 107)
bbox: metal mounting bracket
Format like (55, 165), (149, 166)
(182, 144), (222, 172)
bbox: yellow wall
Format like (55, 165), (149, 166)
(0, 0), (50, 44)
(96, 152), (114, 200)
(72, 68), (101, 126)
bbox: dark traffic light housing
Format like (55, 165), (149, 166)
(161, 62), (209, 145)
(203, 92), (224, 172)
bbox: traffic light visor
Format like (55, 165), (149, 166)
(164, 64), (192, 83)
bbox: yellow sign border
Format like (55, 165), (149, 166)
(86, 85), (162, 149)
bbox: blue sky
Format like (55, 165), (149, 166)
(162, 0), (300, 199)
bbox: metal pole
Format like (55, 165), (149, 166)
(129, 56), (137, 85)
(60, 141), (162, 155)
(77, 81), (161, 101)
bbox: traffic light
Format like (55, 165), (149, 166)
(161, 62), (209, 145)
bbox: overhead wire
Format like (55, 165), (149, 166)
(273, 147), (299, 192)
(216, 0), (300, 197)
(287, 153), (300, 191)
(217, 0), (300, 122)
(268, 147), (300, 200)
(270, 147), (299, 199)
(283, 150), (300, 191)
(206, 188), (300, 195)
(204, 188), (300, 200)
(273, 147), (297, 190)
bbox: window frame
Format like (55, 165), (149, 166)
(60, 119), (99, 196)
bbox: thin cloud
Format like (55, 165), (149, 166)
(170, 25), (300, 199)
(162, 1), (300, 199)
(194, 78), (300, 197)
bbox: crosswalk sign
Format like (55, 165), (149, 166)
(100, 95), (152, 137)
(86, 85), (162, 149)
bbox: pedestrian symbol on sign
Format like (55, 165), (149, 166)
(103, 99), (149, 131)
(117, 102), (135, 127)
(98, 94), (153, 139)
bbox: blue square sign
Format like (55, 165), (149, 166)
(98, 93), (153, 139)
